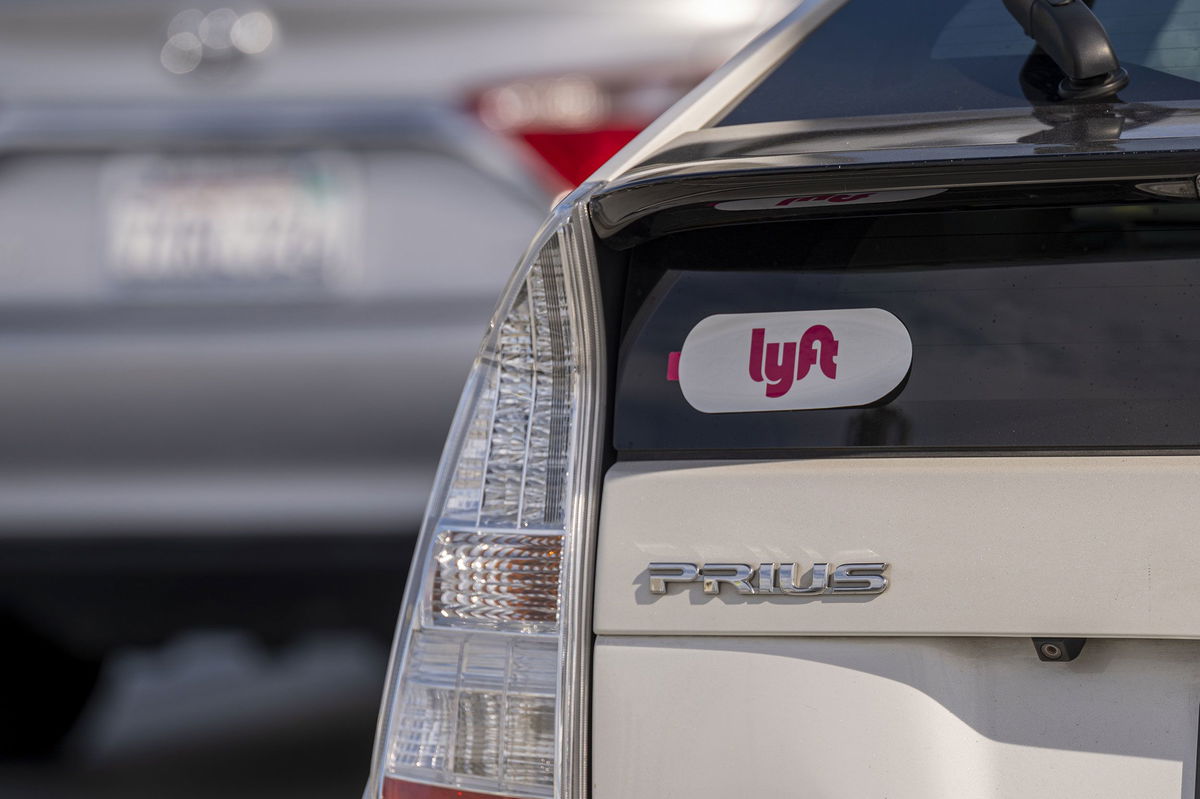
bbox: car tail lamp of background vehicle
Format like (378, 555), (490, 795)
(472, 67), (708, 189)
(367, 200), (603, 799)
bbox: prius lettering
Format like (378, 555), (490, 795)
(646, 561), (888, 596)
(748, 326), (839, 398)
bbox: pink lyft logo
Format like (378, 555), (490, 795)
(749, 326), (838, 398)
(672, 308), (910, 414)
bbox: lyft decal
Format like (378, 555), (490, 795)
(713, 188), (946, 212)
(674, 309), (912, 413)
(749, 325), (839, 397)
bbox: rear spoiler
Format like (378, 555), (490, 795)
(590, 104), (1200, 247)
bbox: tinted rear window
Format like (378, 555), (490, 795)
(721, 0), (1200, 125)
(614, 205), (1200, 453)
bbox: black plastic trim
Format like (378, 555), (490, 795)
(594, 145), (1200, 247)
(617, 447), (1200, 461)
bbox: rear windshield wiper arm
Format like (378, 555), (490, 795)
(1003, 0), (1129, 101)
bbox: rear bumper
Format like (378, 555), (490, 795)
(0, 315), (465, 659)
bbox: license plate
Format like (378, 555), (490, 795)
(103, 152), (358, 292)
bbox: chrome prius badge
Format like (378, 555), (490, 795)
(646, 561), (889, 596)
(671, 308), (912, 413)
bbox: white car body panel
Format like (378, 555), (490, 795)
(593, 635), (1198, 798)
(595, 457), (1200, 636)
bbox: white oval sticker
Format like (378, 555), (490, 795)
(676, 309), (912, 414)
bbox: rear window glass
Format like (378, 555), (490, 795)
(720, 0), (1200, 125)
(614, 205), (1200, 453)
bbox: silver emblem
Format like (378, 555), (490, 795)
(646, 561), (888, 596)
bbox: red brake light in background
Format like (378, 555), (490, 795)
(472, 67), (712, 189)
(517, 127), (642, 188)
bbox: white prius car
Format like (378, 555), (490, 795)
(364, 0), (1200, 797)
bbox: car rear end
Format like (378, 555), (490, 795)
(365, 1), (1200, 797)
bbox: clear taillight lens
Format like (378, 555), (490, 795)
(386, 632), (558, 789)
(366, 197), (603, 799)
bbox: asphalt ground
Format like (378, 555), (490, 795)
(0, 631), (387, 799)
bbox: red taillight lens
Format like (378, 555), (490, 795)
(383, 777), (514, 799)
(472, 67), (712, 190)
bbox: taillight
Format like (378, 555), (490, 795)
(472, 67), (711, 189)
(365, 195), (603, 799)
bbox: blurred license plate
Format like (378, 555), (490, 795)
(104, 152), (357, 291)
